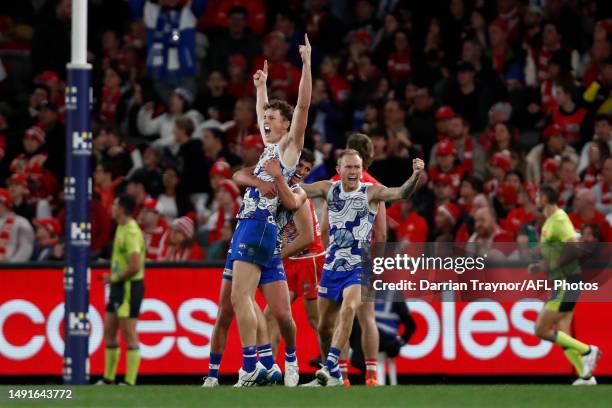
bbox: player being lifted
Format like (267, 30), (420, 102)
(529, 184), (601, 385)
(300, 150), (425, 386)
(227, 35), (311, 386)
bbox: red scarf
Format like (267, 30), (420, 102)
(0, 213), (16, 260)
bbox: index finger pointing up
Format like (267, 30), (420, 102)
(304, 33), (310, 47)
(263, 59), (268, 74)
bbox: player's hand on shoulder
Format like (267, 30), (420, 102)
(253, 60), (268, 88)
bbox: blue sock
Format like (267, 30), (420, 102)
(285, 346), (296, 363)
(257, 344), (274, 370)
(242, 346), (257, 373)
(208, 353), (222, 379)
(325, 347), (342, 379)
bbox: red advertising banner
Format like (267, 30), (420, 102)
(1, 267), (611, 376)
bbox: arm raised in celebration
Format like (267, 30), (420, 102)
(369, 158), (425, 204)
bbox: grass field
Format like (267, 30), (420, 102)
(2, 385), (612, 408)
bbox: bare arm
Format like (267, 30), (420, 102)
(373, 202), (387, 243)
(281, 201), (314, 259)
(232, 165), (276, 198)
(253, 60), (269, 140)
(281, 35), (312, 166)
(369, 159), (425, 204)
(300, 180), (333, 199)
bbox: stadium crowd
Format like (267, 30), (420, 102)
(0, 0), (611, 262)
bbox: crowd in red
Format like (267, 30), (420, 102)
(0, 0), (611, 262)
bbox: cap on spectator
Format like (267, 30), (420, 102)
(543, 124), (563, 139)
(37, 100), (58, 112)
(264, 30), (286, 45)
(437, 203), (460, 224)
(490, 150), (513, 172)
(0, 188), (11, 207)
(435, 106), (455, 120)
(456, 60), (475, 72)
(218, 179), (240, 200)
(34, 218), (61, 236)
(36, 71), (60, 83)
(352, 31), (373, 47)
(171, 216), (194, 240)
(142, 198), (159, 212)
(498, 183), (519, 206)
(543, 157), (560, 173)
(25, 126), (46, 144)
(489, 18), (509, 33)
(435, 139), (455, 156)
(7, 173), (29, 191)
(229, 54), (247, 71)
(173, 87), (194, 104)
(209, 159), (232, 179)
(242, 134), (265, 150)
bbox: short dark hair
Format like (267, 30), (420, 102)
(299, 148), (315, 165)
(463, 176), (484, 193)
(175, 116), (195, 136)
(346, 133), (374, 168)
(98, 161), (114, 176)
(228, 5), (247, 17)
(264, 99), (293, 122)
(117, 193), (136, 215)
(594, 114), (611, 125)
(540, 184), (560, 205)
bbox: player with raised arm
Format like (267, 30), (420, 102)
(228, 34), (311, 386)
(300, 149), (425, 386)
(260, 150), (327, 368)
(528, 184), (601, 385)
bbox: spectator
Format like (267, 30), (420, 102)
(224, 97), (258, 151)
(253, 31), (301, 102)
(7, 174), (35, 221)
(557, 157), (579, 208)
(0, 188), (34, 262)
(128, 0), (206, 100)
(174, 116), (207, 196)
(31, 0), (71, 75)
(204, 219), (234, 261)
(208, 160), (232, 191)
(200, 179), (241, 245)
(125, 171), (151, 220)
(225, 54), (251, 101)
(525, 124), (578, 183)
(36, 100), (65, 181)
(578, 114), (612, 174)
(305, 0), (347, 56)
(99, 64), (125, 125)
(31, 217), (62, 261)
(139, 198), (168, 260)
(98, 126), (135, 178)
(467, 206), (514, 258)
(387, 30), (412, 85)
(407, 87), (437, 159)
(550, 81), (588, 147)
(239, 134), (264, 167)
(159, 216), (203, 261)
(137, 87), (203, 151)
(458, 176), (483, 214)
(582, 57), (612, 116)
(569, 188), (609, 241)
(593, 157), (612, 214)
(94, 161), (125, 219)
(194, 70), (235, 124)
(501, 183), (537, 239)
(386, 200), (428, 244)
(138, 145), (164, 198)
(432, 202), (460, 241)
(157, 166), (193, 223)
(579, 140), (610, 189)
(205, 5), (262, 72)
(308, 78), (344, 145)
(201, 127), (241, 178)
(428, 139), (465, 196)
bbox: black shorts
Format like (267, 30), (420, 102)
(106, 280), (144, 318)
(544, 277), (580, 313)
